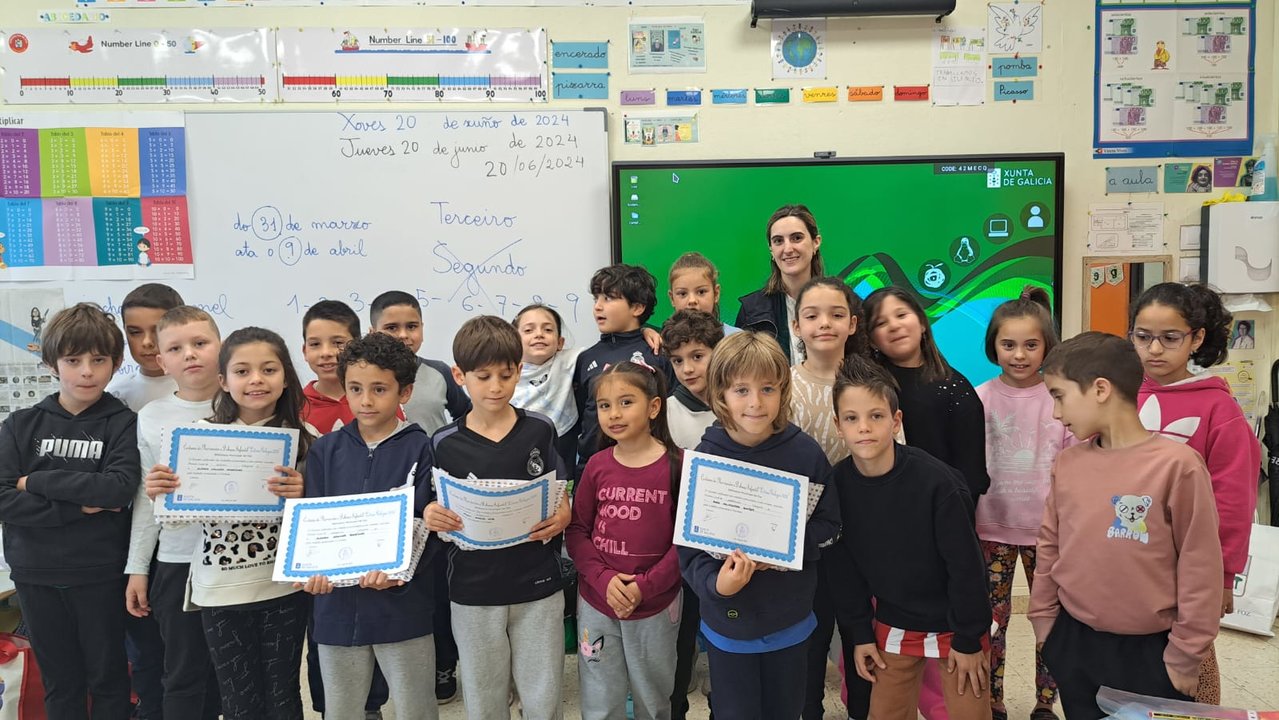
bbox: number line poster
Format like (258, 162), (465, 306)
(0, 112), (194, 281)
(0, 28), (277, 105)
(277, 28), (548, 103)
(1094, 2), (1255, 158)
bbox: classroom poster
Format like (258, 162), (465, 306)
(988, 2), (1044, 54)
(0, 112), (193, 281)
(277, 28), (548, 103)
(622, 114), (698, 146)
(932, 27), (986, 106)
(771, 20), (825, 80)
(628, 19), (705, 74)
(1086, 202), (1166, 256)
(0, 28), (276, 104)
(0, 289), (64, 422)
(1094, 3), (1255, 158)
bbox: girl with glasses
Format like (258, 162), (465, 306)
(1130, 282), (1261, 705)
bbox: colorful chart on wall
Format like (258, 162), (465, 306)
(0, 112), (193, 281)
(0, 288), (64, 422)
(0, 28), (276, 104)
(1094, 2), (1255, 158)
(277, 28), (548, 103)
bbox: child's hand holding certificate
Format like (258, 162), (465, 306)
(429, 469), (567, 550)
(153, 424), (300, 523)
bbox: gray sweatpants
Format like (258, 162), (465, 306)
(317, 635), (437, 720)
(450, 592), (565, 720)
(576, 591), (681, 720)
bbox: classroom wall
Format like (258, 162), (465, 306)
(0, 0), (1275, 347)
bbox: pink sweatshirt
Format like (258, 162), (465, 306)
(975, 378), (1072, 546)
(566, 447), (682, 620)
(1138, 374), (1260, 587)
(1028, 435), (1222, 678)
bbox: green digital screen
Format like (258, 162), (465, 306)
(613, 155), (1063, 385)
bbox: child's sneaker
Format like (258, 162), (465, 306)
(436, 666), (458, 704)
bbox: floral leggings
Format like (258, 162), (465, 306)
(981, 540), (1058, 710)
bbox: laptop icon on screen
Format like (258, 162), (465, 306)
(988, 218), (1010, 238)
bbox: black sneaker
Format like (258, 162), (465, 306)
(436, 666), (458, 704)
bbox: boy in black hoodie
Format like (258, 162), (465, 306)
(0, 302), (141, 719)
(677, 331), (841, 720)
(573, 264), (673, 481)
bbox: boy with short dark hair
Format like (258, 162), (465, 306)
(301, 299), (362, 434)
(1031, 332), (1222, 718)
(826, 354), (993, 720)
(660, 309), (724, 451)
(369, 290), (469, 703)
(370, 291), (470, 435)
(574, 264), (673, 479)
(301, 331), (438, 720)
(299, 299), (394, 717)
(424, 315), (571, 720)
(0, 303), (141, 719)
(658, 307), (724, 720)
(108, 283), (183, 718)
(108, 283), (185, 412)
(127, 306), (223, 719)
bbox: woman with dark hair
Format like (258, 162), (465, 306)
(735, 204), (825, 363)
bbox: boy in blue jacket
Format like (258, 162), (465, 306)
(297, 331), (439, 720)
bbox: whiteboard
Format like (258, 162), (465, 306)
(24, 109), (610, 376)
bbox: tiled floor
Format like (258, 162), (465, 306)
(304, 616), (1279, 719)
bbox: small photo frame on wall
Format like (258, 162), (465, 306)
(1230, 319), (1257, 351)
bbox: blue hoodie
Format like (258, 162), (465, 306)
(304, 420), (436, 646)
(679, 422), (841, 644)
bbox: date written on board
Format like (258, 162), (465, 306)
(232, 206), (371, 266)
(485, 154), (586, 179)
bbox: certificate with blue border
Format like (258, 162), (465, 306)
(431, 469), (565, 551)
(274, 486), (414, 583)
(674, 450), (808, 570)
(154, 424), (298, 522)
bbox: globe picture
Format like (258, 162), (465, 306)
(781, 30), (818, 68)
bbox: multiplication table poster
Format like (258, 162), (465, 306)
(0, 112), (193, 281)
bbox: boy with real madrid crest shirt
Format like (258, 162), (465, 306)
(424, 316), (572, 720)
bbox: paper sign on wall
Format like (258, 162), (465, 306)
(1087, 202), (1165, 256)
(551, 41), (608, 69)
(711, 88), (748, 105)
(993, 80), (1034, 101)
(848, 85), (883, 102)
(992, 56), (1039, 78)
(932, 27), (985, 106)
(552, 72), (608, 100)
(1106, 166), (1159, 193)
